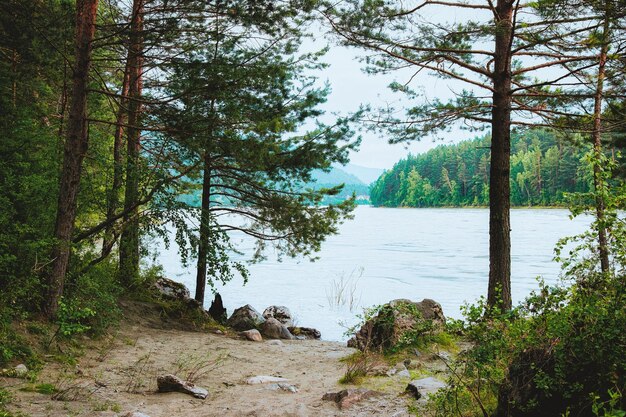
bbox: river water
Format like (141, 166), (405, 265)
(157, 206), (591, 341)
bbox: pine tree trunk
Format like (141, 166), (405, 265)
(43, 0), (99, 318)
(195, 151), (212, 303)
(119, 0), (144, 286)
(487, 0), (514, 312)
(591, 17), (610, 273)
(103, 58), (131, 256)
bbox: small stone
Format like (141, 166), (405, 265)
(266, 340), (284, 346)
(267, 383), (298, 393)
(214, 329), (224, 335)
(406, 377), (447, 400)
(14, 364), (28, 377)
(288, 326), (321, 340)
(246, 375), (289, 385)
(123, 413), (151, 417)
(240, 329), (263, 342)
(397, 369), (411, 378)
(157, 374), (208, 399)
(323, 388), (380, 409)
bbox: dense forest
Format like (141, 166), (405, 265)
(370, 130), (594, 207)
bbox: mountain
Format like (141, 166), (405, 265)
(337, 163), (385, 184)
(310, 166), (370, 204)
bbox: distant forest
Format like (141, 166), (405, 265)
(370, 130), (594, 207)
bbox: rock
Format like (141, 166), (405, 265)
(156, 374), (208, 399)
(262, 306), (294, 327)
(387, 362), (410, 377)
(261, 317), (293, 340)
(397, 369), (411, 378)
(267, 383), (299, 393)
(240, 329), (263, 342)
(406, 377), (447, 400)
(153, 277), (191, 300)
(347, 298), (445, 351)
(14, 364), (28, 377)
(246, 375), (289, 385)
(266, 340), (284, 346)
(288, 326), (321, 340)
(227, 305), (265, 331)
(123, 413), (151, 417)
(208, 293), (227, 323)
(322, 388), (380, 409)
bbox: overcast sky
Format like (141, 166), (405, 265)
(310, 7), (493, 170)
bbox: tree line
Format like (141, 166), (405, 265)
(370, 129), (595, 208)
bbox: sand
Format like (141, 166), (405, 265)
(3, 301), (412, 417)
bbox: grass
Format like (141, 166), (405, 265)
(326, 267), (363, 312)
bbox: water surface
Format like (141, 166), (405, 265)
(157, 206), (590, 341)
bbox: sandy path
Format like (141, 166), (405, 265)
(5, 303), (411, 417)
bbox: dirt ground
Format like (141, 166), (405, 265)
(2, 302), (415, 417)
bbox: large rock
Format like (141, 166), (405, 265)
(156, 374), (208, 399)
(227, 305), (265, 331)
(406, 377), (447, 400)
(288, 326), (321, 340)
(153, 278), (191, 300)
(347, 299), (445, 351)
(261, 317), (293, 340)
(208, 293), (227, 323)
(322, 388), (380, 409)
(262, 305), (294, 327)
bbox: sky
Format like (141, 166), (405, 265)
(311, 7), (492, 170)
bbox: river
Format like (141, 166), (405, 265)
(157, 206), (591, 341)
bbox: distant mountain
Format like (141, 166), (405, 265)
(336, 163), (385, 184)
(311, 167), (365, 185)
(310, 166), (370, 204)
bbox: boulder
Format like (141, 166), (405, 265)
(347, 298), (445, 351)
(240, 329), (263, 342)
(156, 374), (208, 399)
(153, 278), (191, 300)
(406, 377), (447, 400)
(227, 305), (265, 331)
(322, 388), (380, 409)
(262, 306), (294, 327)
(288, 326), (321, 340)
(208, 293), (227, 323)
(261, 317), (293, 340)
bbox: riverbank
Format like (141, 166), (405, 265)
(2, 300), (419, 417)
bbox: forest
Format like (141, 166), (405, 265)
(370, 129), (594, 207)
(1, 0), (625, 416)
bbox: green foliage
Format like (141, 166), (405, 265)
(371, 129), (590, 207)
(427, 155), (626, 416)
(55, 300), (95, 338)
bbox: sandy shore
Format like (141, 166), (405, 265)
(3, 301), (412, 417)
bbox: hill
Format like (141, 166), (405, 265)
(370, 130), (591, 207)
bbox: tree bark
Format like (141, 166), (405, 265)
(43, 0), (99, 318)
(591, 16), (610, 273)
(487, 0), (514, 312)
(102, 58), (131, 256)
(119, 0), (144, 287)
(195, 151), (212, 304)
